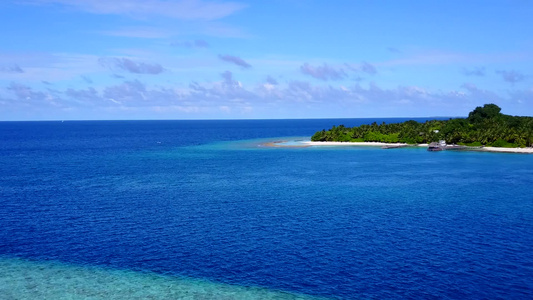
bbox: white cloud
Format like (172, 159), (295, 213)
(99, 57), (165, 74)
(344, 62), (378, 75)
(24, 0), (246, 20)
(100, 27), (173, 39)
(4, 82), (64, 108)
(359, 62), (377, 75)
(0, 64), (24, 73)
(496, 70), (526, 84)
(65, 87), (100, 105)
(0, 53), (102, 82)
(4, 76), (532, 119)
(171, 40), (210, 48)
(300, 63), (346, 81)
(189, 71), (255, 101)
(380, 50), (469, 67)
(218, 55), (251, 68)
(461, 67), (486, 77)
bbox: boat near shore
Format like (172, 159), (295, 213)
(428, 142), (444, 151)
(427, 140), (472, 152)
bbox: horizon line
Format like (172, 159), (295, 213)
(0, 116), (463, 122)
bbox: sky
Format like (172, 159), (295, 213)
(0, 0), (532, 120)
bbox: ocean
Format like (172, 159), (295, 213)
(1, 119), (532, 299)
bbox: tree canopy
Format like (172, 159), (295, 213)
(311, 104), (533, 148)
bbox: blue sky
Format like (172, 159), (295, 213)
(1, 0), (532, 120)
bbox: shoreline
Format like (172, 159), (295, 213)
(476, 146), (533, 154)
(267, 140), (533, 154)
(302, 141), (427, 147)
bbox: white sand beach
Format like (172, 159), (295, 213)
(300, 141), (533, 153)
(301, 141), (426, 147)
(478, 147), (533, 154)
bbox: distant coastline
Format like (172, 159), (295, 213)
(304, 141), (533, 153)
(310, 104), (533, 150)
(302, 141), (416, 147)
(263, 140), (533, 154)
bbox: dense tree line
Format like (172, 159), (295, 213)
(311, 104), (533, 148)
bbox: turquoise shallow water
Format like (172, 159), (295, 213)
(1, 119), (533, 299)
(0, 257), (320, 299)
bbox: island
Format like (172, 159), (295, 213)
(310, 104), (533, 152)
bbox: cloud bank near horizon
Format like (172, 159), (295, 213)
(2, 73), (531, 120)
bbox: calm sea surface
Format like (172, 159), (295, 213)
(1, 119), (532, 299)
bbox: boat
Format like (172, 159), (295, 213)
(428, 142), (443, 151)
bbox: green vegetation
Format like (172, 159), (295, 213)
(311, 104), (533, 147)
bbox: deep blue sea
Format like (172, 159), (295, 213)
(1, 119), (532, 299)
